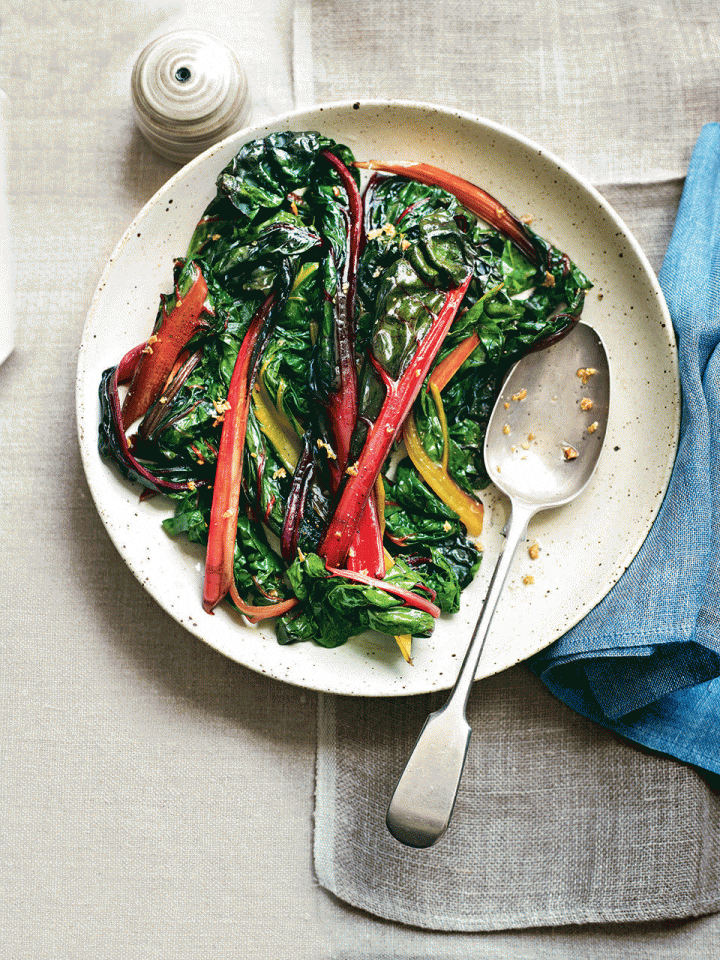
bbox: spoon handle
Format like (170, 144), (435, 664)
(451, 500), (535, 709)
(386, 500), (534, 848)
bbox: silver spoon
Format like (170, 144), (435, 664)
(386, 321), (610, 848)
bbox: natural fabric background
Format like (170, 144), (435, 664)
(1, 0), (720, 957)
(0, 2), (325, 958)
(316, 676), (720, 932)
(293, 0), (720, 185)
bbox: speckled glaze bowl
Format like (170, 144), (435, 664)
(131, 29), (252, 164)
(76, 101), (679, 696)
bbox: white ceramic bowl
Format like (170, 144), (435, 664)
(76, 100), (679, 696)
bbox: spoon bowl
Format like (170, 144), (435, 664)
(486, 322), (610, 508)
(386, 321), (610, 848)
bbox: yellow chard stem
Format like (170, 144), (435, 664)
(375, 474), (386, 533)
(394, 634), (413, 664)
(251, 377), (302, 473)
(403, 413), (484, 538)
(429, 381), (451, 472)
(383, 546), (413, 664)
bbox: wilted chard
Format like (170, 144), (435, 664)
(317, 207), (475, 568)
(356, 170), (592, 517)
(98, 131), (592, 655)
(277, 148), (386, 579)
(98, 258), (224, 495)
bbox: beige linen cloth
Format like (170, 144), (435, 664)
(0, 91), (14, 364)
(0, 3), (326, 959)
(3, 0), (720, 956)
(294, 0), (720, 934)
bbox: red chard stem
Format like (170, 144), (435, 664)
(355, 160), (540, 266)
(318, 274), (472, 568)
(203, 261), (294, 614)
(122, 262), (214, 428)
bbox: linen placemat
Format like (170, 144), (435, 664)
(296, 0), (720, 932)
(315, 670), (720, 932)
(312, 163), (720, 933)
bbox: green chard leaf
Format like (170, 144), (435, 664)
(277, 553), (436, 647)
(382, 463), (482, 613)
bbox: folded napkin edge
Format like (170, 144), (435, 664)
(312, 862), (720, 934)
(537, 672), (720, 774)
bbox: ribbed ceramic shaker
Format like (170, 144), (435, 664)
(131, 29), (252, 164)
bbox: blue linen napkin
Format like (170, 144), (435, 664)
(531, 123), (720, 775)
